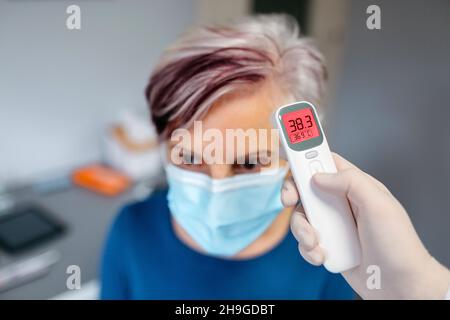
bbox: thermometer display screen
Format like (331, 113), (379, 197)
(281, 108), (320, 144)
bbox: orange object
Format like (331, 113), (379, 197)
(72, 164), (130, 196)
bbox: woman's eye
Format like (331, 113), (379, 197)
(234, 162), (260, 173)
(243, 163), (256, 170)
(180, 151), (203, 166)
(176, 151), (206, 173)
(182, 153), (195, 164)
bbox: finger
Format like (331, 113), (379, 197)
(290, 210), (318, 250)
(281, 176), (300, 207)
(298, 244), (325, 266)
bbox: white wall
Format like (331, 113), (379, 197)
(0, 0), (195, 184)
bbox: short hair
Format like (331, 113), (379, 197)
(145, 14), (327, 139)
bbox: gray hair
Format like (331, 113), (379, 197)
(146, 14), (327, 138)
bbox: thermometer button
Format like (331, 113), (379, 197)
(305, 150), (318, 159)
(309, 160), (324, 175)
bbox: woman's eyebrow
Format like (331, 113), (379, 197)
(171, 145), (273, 164)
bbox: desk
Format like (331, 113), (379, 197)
(0, 185), (134, 299)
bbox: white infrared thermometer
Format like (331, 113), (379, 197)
(274, 101), (361, 273)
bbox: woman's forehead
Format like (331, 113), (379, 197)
(166, 82), (290, 158)
(197, 82), (287, 132)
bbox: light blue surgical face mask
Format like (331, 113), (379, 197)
(165, 164), (288, 257)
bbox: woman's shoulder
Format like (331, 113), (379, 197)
(123, 188), (168, 215)
(109, 188), (169, 237)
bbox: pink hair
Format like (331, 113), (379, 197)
(145, 14), (327, 139)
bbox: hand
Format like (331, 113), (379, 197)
(282, 153), (450, 299)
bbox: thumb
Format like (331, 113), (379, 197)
(312, 168), (373, 205)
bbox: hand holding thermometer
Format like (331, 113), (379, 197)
(274, 101), (361, 273)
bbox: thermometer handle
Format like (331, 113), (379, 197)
(287, 139), (361, 273)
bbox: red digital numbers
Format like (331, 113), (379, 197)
(281, 108), (319, 144)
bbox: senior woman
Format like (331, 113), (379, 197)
(100, 15), (354, 299)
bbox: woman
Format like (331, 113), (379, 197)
(100, 14), (354, 299)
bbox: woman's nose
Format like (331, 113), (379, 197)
(209, 165), (234, 179)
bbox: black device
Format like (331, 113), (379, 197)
(0, 204), (65, 254)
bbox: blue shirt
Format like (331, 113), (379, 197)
(100, 189), (354, 300)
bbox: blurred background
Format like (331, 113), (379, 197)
(0, 0), (448, 299)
